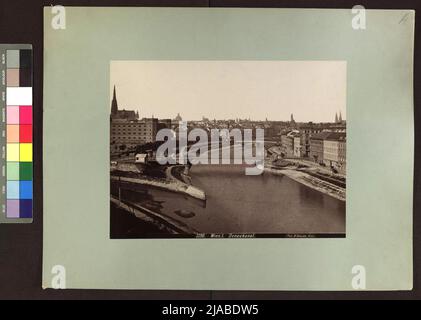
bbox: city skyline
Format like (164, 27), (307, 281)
(110, 61), (346, 122)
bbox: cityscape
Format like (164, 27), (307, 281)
(110, 84), (346, 238)
(110, 85), (346, 175)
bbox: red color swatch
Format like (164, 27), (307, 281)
(19, 125), (32, 143)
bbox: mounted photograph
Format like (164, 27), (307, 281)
(109, 60), (347, 238)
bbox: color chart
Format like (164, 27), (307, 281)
(0, 44), (33, 223)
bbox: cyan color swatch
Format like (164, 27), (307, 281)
(6, 181), (19, 199)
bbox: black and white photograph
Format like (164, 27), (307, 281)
(110, 61), (347, 238)
(0, 1), (416, 299)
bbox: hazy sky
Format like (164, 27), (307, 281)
(110, 61), (346, 122)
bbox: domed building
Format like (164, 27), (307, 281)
(174, 113), (182, 122)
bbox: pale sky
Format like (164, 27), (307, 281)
(110, 61), (346, 122)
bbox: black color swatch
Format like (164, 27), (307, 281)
(19, 68), (32, 87)
(19, 49), (32, 69)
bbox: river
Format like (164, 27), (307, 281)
(112, 164), (345, 236)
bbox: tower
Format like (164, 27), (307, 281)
(339, 111), (342, 123)
(111, 85), (118, 115)
(335, 112), (338, 123)
(290, 113), (295, 124)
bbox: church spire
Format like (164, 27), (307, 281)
(335, 112), (338, 123)
(111, 85), (118, 115)
(339, 111), (342, 122)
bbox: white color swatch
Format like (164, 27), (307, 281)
(6, 87), (32, 105)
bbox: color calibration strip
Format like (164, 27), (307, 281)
(0, 44), (33, 223)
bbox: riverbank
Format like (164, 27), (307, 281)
(265, 165), (346, 202)
(166, 166), (206, 200)
(265, 146), (346, 201)
(110, 196), (198, 236)
(111, 162), (206, 200)
(110, 200), (176, 238)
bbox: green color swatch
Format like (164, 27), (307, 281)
(19, 162), (32, 180)
(7, 162), (19, 180)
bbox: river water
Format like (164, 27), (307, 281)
(114, 164), (345, 235)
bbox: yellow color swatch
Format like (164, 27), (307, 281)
(19, 143), (32, 162)
(7, 143), (20, 161)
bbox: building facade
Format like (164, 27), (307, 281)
(280, 132), (294, 157)
(298, 120), (346, 158)
(338, 138), (346, 174)
(323, 132), (346, 174)
(110, 118), (159, 150)
(298, 122), (325, 157)
(158, 119), (172, 131)
(293, 135), (301, 158)
(309, 131), (332, 164)
(110, 86), (166, 152)
(323, 139), (339, 166)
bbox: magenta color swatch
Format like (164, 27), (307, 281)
(6, 200), (20, 218)
(19, 106), (32, 124)
(7, 106), (19, 124)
